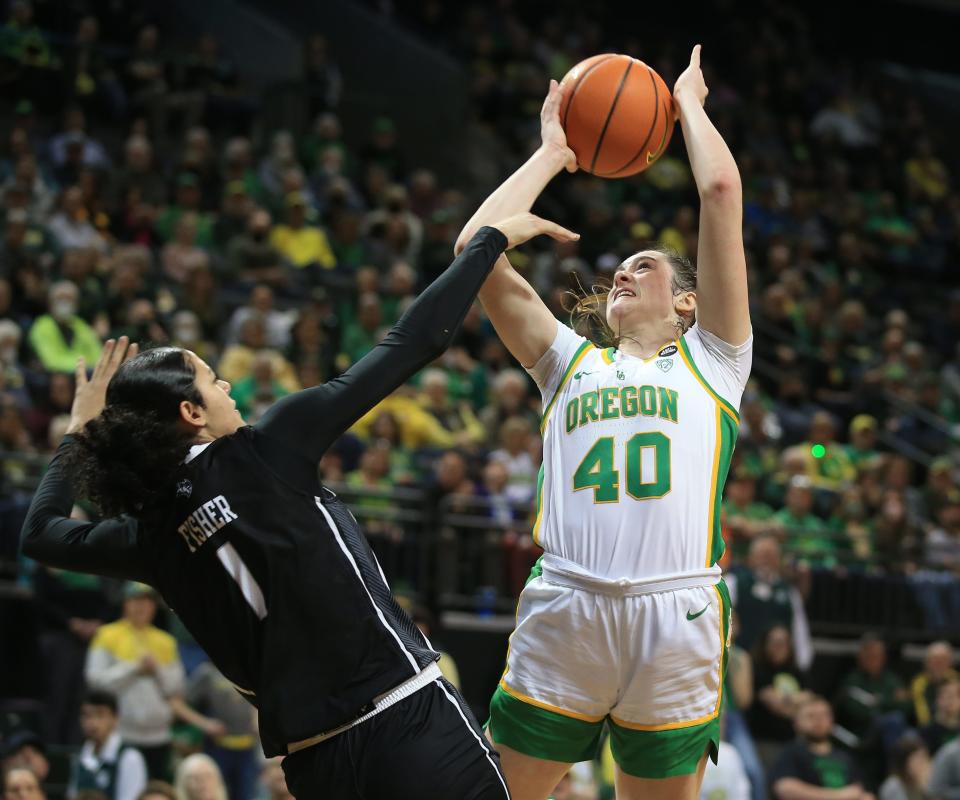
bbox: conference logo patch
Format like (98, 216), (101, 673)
(658, 344), (678, 357)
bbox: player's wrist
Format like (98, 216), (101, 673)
(673, 88), (703, 114)
(535, 143), (570, 172)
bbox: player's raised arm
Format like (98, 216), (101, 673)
(455, 81), (578, 368)
(20, 337), (154, 583)
(674, 45), (751, 346)
(255, 214), (577, 462)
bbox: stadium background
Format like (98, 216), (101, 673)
(1, 0), (959, 797)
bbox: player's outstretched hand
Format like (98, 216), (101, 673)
(540, 79), (578, 173)
(492, 212), (579, 250)
(673, 44), (708, 108)
(67, 336), (139, 434)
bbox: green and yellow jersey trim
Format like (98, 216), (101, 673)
(677, 337), (740, 423)
(540, 340), (593, 435)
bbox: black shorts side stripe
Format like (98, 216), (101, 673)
(434, 680), (511, 799)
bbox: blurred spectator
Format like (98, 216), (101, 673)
(161, 215), (208, 285)
(700, 718), (751, 800)
(225, 286), (293, 350)
(218, 317), (299, 393)
(268, 192), (335, 273)
(919, 679), (960, 756)
(1, 731), (49, 785)
(489, 417), (536, 506)
(749, 624), (811, 750)
(135, 782), (177, 800)
(478, 368), (538, 444)
(301, 34), (342, 115)
(834, 634), (910, 741)
(33, 558), (113, 745)
(258, 758), (292, 800)
(2, 767), (45, 800)
(172, 754), (226, 800)
(843, 416), (883, 472)
(925, 495), (960, 571)
(226, 209), (289, 290)
(108, 137), (165, 212)
(725, 612), (766, 800)
(85, 584), (185, 780)
(724, 468), (779, 560)
(184, 663), (258, 800)
(795, 411), (857, 491)
(47, 186), (106, 253)
(155, 175), (213, 248)
(49, 108), (110, 171)
(773, 476), (838, 568)
(339, 291), (381, 366)
(431, 450), (476, 513)
(69, 690), (148, 800)
(878, 734), (933, 800)
(728, 535), (812, 666)
(930, 736), (960, 799)
(418, 368), (485, 449)
(911, 642), (960, 727)
(27, 281), (101, 373)
(770, 696), (869, 800)
(231, 353), (290, 423)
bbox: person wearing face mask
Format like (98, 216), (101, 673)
(170, 311), (215, 364)
(225, 209), (289, 290)
(28, 281), (102, 373)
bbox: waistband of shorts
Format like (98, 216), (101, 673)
(540, 554), (721, 596)
(286, 661), (442, 754)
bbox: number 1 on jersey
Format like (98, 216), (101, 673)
(572, 433), (671, 503)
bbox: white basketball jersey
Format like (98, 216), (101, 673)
(527, 322), (752, 584)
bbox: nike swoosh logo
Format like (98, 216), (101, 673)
(574, 371), (596, 380)
(647, 111), (670, 164)
(686, 604), (709, 621)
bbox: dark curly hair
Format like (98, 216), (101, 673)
(567, 244), (697, 347)
(63, 347), (203, 519)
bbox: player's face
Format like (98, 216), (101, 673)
(187, 352), (245, 437)
(606, 251), (690, 334)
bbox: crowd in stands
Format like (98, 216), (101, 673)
(1, 0), (960, 798)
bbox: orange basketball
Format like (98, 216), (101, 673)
(559, 53), (675, 178)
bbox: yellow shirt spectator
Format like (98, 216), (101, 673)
(269, 192), (336, 269)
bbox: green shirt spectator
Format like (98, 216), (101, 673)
(773, 477), (838, 567)
(28, 281), (102, 373)
(842, 414), (882, 471)
(834, 634), (910, 738)
(154, 174), (216, 247)
(340, 292), (383, 366)
(723, 469), (778, 560)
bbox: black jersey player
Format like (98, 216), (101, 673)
(21, 215), (578, 800)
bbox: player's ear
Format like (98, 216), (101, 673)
(675, 290), (696, 316)
(179, 398), (207, 430)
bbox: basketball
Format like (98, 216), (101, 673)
(559, 53), (676, 178)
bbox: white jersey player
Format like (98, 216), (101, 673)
(455, 45), (753, 800)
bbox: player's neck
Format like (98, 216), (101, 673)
(616, 323), (679, 360)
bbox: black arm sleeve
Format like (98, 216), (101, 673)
(20, 437), (154, 584)
(254, 225), (507, 462)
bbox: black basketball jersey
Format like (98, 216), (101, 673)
(142, 427), (436, 755)
(21, 227), (508, 758)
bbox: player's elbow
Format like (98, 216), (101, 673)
(426, 325), (455, 357)
(453, 227), (476, 257)
(699, 172), (741, 203)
